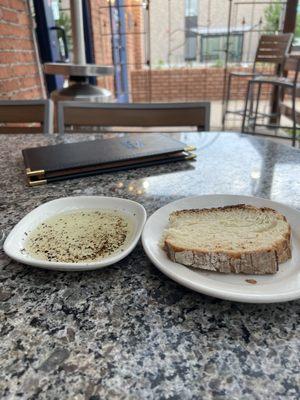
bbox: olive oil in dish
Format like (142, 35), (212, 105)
(25, 209), (134, 263)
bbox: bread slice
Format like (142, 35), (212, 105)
(163, 204), (291, 274)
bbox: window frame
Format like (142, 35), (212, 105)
(200, 33), (244, 63)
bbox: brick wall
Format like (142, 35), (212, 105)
(0, 0), (43, 99)
(131, 66), (272, 103)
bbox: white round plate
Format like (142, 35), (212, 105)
(142, 194), (300, 303)
(4, 196), (147, 271)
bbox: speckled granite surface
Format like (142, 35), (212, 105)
(0, 132), (300, 400)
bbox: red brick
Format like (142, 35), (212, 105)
(0, 22), (30, 37)
(18, 12), (30, 25)
(16, 86), (42, 100)
(13, 64), (37, 76)
(22, 74), (39, 88)
(0, 77), (20, 91)
(9, 0), (26, 11)
(0, 38), (31, 50)
(14, 38), (34, 50)
(0, 51), (18, 63)
(0, 22), (16, 36)
(0, 0), (10, 7)
(2, 9), (19, 23)
(17, 51), (35, 62)
(0, 65), (11, 79)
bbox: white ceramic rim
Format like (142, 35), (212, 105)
(142, 194), (300, 303)
(4, 196), (147, 271)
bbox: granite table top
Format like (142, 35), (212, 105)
(0, 131), (300, 400)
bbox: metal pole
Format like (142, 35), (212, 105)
(71, 0), (86, 65)
(167, 0), (171, 66)
(222, 0), (233, 130)
(147, 0), (152, 102)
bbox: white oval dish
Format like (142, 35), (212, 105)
(142, 194), (300, 303)
(4, 196), (147, 271)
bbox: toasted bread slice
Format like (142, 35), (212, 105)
(163, 204), (291, 274)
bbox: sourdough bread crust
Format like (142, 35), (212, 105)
(164, 204), (291, 274)
(165, 241), (278, 274)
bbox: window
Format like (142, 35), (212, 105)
(185, 0), (198, 16)
(185, 37), (197, 61)
(200, 34), (243, 63)
(184, 1), (198, 61)
(185, 15), (198, 61)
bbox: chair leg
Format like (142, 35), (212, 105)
(222, 74), (232, 130)
(292, 88), (297, 147)
(242, 80), (251, 133)
(253, 82), (262, 134)
(275, 84), (282, 137)
(249, 78), (255, 121)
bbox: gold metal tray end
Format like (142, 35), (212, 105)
(28, 179), (47, 187)
(26, 168), (45, 178)
(185, 153), (197, 160)
(184, 145), (197, 152)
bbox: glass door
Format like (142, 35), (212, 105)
(32, 0), (65, 93)
(32, 0), (96, 94)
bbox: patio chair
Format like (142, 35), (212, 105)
(222, 33), (293, 128)
(242, 56), (300, 146)
(57, 102), (210, 135)
(0, 99), (53, 134)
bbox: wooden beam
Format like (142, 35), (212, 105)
(283, 0), (298, 33)
(270, 0), (298, 125)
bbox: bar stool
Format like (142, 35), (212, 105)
(222, 33), (293, 129)
(242, 56), (300, 146)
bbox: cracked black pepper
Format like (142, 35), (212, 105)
(25, 209), (133, 263)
